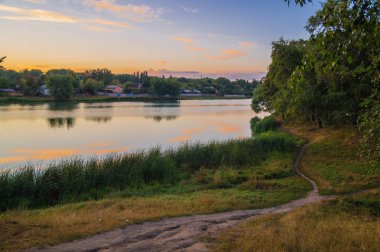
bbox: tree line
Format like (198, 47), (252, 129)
(0, 64), (258, 101)
(253, 0), (379, 167)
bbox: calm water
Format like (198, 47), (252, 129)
(0, 99), (267, 168)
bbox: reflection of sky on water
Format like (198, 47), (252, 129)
(0, 100), (269, 169)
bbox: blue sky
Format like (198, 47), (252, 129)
(0, 0), (322, 79)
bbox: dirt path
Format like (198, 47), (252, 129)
(27, 144), (333, 252)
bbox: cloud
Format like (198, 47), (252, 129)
(206, 49), (248, 60)
(0, 3), (133, 31)
(23, 0), (47, 4)
(167, 135), (192, 143)
(170, 35), (193, 44)
(185, 45), (204, 51)
(181, 6), (199, 14)
(239, 41), (255, 48)
(0, 4), (76, 23)
(84, 0), (167, 23)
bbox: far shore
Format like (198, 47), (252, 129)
(0, 95), (250, 104)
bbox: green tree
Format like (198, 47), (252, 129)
(285, 0), (312, 6)
(0, 56), (5, 70)
(84, 68), (113, 85)
(0, 77), (11, 89)
(251, 38), (307, 118)
(81, 78), (101, 95)
(47, 74), (75, 102)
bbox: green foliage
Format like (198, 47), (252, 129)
(0, 77), (11, 89)
(83, 68), (113, 85)
(81, 78), (103, 95)
(250, 116), (280, 135)
(285, 0), (312, 6)
(0, 56), (5, 70)
(251, 38), (307, 115)
(150, 77), (180, 97)
(47, 74), (75, 102)
(358, 91), (380, 169)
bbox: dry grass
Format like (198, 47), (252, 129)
(0, 180), (309, 252)
(211, 189), (380, 252)
(283, 125), (380, 194)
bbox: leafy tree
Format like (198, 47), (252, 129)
(47, 74), (75, 102)
(19, 69), (43, 95)
(285, 0), (312, 6)
(150, 77), (180, 97)
(0, 77), (11, 89)
(84, 68), (113, 85)
(81, 78), (102, 95)
(0, 56), (5, 70)
(251, 38), (307, 118)
(358, 90), (380, 169)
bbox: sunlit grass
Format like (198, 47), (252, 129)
(210, 189), (380, 252)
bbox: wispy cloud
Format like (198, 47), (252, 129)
(181, 6), (199, 14)
(23, 0), (47, 4)
(239, 41), (255, 48)
(84, 0), (167, 23)
(170, 35), (193, 44)
(0, 3), (133, 31)
(185, 45), (204, 51)
(206, 49), (248, 60)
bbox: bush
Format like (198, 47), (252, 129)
(251, 116), (280, 135)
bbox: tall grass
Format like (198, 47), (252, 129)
(0, 131), (301, 211)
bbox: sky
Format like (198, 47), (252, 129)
(0, 0), (322, 80)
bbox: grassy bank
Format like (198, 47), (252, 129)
(284, 125), (380, 194)
(210, 188), (380, 252)
(209, 125), (380, 251)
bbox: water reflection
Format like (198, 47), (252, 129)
(0, 99), (266, 168)
(48, 102), (79, 111)
(48, 117), (76, 129)
(152, 115), (178, 123)
(85, 117), (112, 123)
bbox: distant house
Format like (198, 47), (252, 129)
(39, 85), (49, 96)
(105, 85), (123, 94)
(127, 83), (143, 90)
(0, 88), (16, 93)
(180, 89), (202, 97)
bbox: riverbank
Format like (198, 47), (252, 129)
(0, 121), (311, 251)
(1, 123), (378, 251)
(0, 95), (249, 104)
(209, 124), (380, 252)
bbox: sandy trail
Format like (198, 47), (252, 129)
(27, 144), (333, 252)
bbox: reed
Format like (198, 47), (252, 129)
(0, 130), (301, 211)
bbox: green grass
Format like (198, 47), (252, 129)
(284, 125), (380, 194)
(0, 131), (303, 211)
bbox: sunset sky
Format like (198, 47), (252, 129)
(0, 0), (321, 79)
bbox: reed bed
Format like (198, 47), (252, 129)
(0, 120), (300, 211)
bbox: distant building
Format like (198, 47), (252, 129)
(180, 89), (202, 97)
(128, 83), (143, 90)
(39, 85), (49, 96)
(0, 88), (16, 93)
(105, 85), (123, 94)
